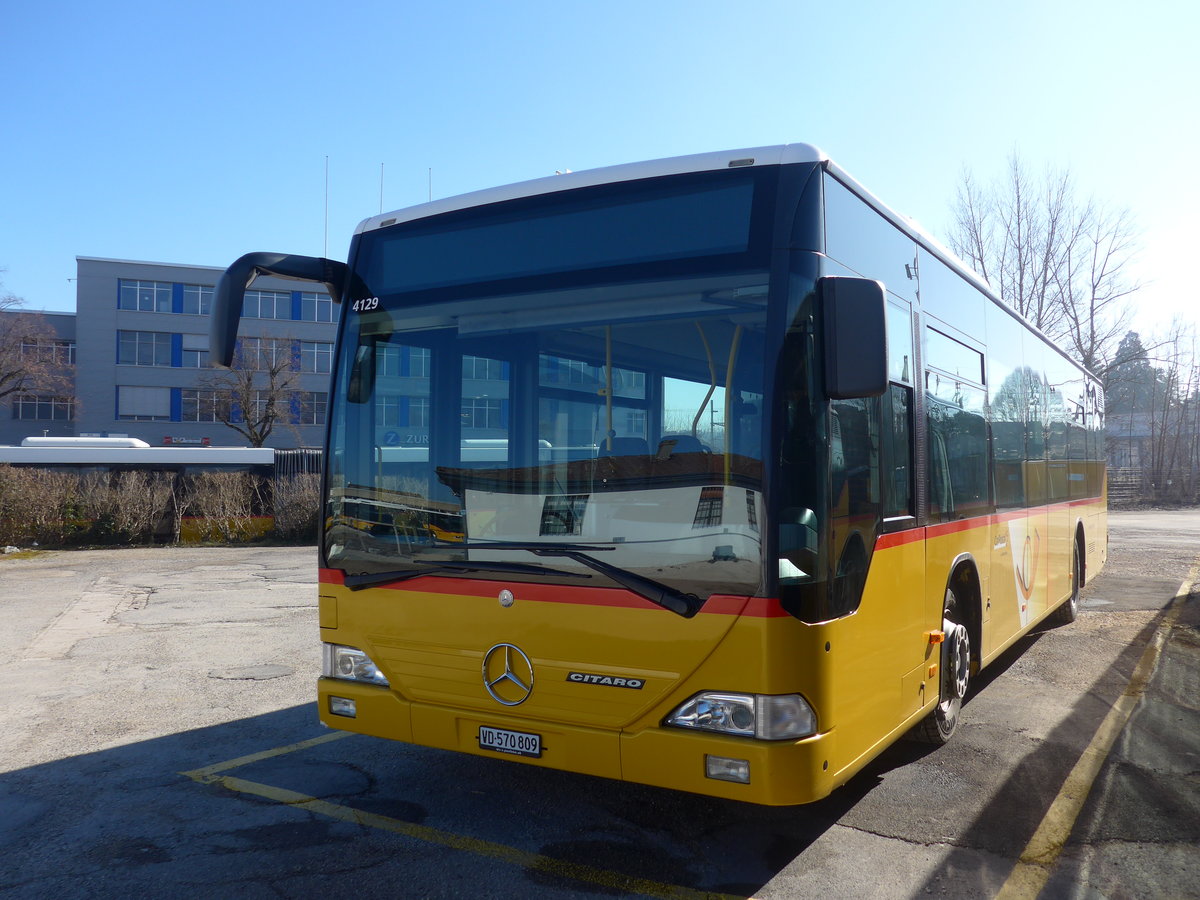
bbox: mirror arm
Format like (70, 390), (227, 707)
(210, 252), (348, 367)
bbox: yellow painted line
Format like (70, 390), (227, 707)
(181, 730), (352, 781)
(182, 732), (734, 899)
(197, 773), (736, 898)
(996, 559), (1200, 899)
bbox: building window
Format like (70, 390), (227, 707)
(249, 390), (287, 424)
(299, 341), (332, 374)
(412, 347), (431, 378)
(296, 391), (327, 425)
(379, 346), (401, 378)
(238, 337), (293, 370)
(463, 355), (506, 381)
(12, 393), (75, 421)
(378, 395), (401, 427)
(461, 398), (502, 430)
(181, 333), (209, 368)
(117, 386), (170, 421)
(118, 330), (172, 366)
(181, 389), (225, 423)
(119, 279), (172, 312)
(21, 339), (76, 365)
(693, 486), (724, 528)
(183, 285), (213, 316)
(181, 349), (209, 368)
(379, 396), (428, 427)
(379, 345), (431, 379)
(300, 292), (333, 323)
(409, 397), (429, 427)
(242, 290), (291, 320)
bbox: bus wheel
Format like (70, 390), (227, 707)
(1049, 540), (1083, 626)
(913, 587), (970, 745)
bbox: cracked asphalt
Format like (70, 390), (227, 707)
(0, 513), (1197, 899)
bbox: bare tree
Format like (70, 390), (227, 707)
(196, 337), (303, 447)
(948, 155), (1141, 374)
(1145, 321), (1199, 500)
(1052, 199), (1140, 374)
(0, 284), (74, 408)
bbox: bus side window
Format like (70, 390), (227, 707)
(830, 398), (879, 516)
(927, 380), (990, 522)
(829, 396), (881, 617)
(928, 418), (954, 521)
(883, 384), (913, 517)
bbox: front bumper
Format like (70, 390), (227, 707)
(318, 677), (837, 805)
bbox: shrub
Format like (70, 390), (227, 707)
(0, 465), (82, 546)
(273, 472), (320, 543)
(181, 471), (265, 543)
(77, 470), (179, 543)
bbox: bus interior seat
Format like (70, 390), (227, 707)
(656, 434), (707, 459)
(598, 436), (650, 457)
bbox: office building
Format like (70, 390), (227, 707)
(0, 257), (337, 448)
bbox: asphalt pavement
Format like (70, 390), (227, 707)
(0, 512), (1198, 899)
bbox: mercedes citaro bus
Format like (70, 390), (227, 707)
(210, 144), (1105, 805)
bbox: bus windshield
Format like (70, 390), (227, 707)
(325, 269), (769, 601)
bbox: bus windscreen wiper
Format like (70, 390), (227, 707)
(453, 542), (703, 618)
(343, 559), (591, 590)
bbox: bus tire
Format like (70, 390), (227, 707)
(1048, 537), (1083, 626)
(912, 586), (971, 745)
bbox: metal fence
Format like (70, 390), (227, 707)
(1108, 466), (1200, 505)
(274, 448), (322, 479)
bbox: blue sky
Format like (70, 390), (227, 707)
(3, 0), (1196, 335)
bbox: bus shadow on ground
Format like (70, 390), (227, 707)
(911, 609), (1168, 897)
(2, 614), (1147, 900)
(0, 698), (891, 898)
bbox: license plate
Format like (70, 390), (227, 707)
(478, 725), (542, 758)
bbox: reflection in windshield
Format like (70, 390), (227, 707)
(325, 275), (768, 599)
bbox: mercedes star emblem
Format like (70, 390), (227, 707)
(482, 643), (534, 706)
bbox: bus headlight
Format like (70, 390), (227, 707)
(322, 643), (390, 686)
(666, 692), (816, 740)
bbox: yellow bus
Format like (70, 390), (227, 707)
(211, 144), (1106, 805)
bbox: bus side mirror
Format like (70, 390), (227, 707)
(820, 276), (888, 399)
(210, 253), (348, 367)
(346, 340), (377, 404)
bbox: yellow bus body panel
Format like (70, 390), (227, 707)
(318, 498), (1106, 805)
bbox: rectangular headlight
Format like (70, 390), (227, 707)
(328, 696), (357, 717)
(666, 691), (815, 740)
(322, 643), (389, 686)
(706, 755), (751, 784)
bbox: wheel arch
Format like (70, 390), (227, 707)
(944, 552), (983, 670)
(1074, 519), (1087, 587)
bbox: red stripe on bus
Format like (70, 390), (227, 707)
(875, 528), (926, 550)
(926, 517), (987, 539)
(876, 496), (1103, 550)
(318, 569), (789, 617)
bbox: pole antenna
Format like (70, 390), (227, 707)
(379, 163), (385, 214)
(323, 155), (330, 258)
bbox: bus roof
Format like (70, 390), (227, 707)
(352, 142), (1098, 381)
(353, 141), (981, 304)
(356, 144), (827, 235)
